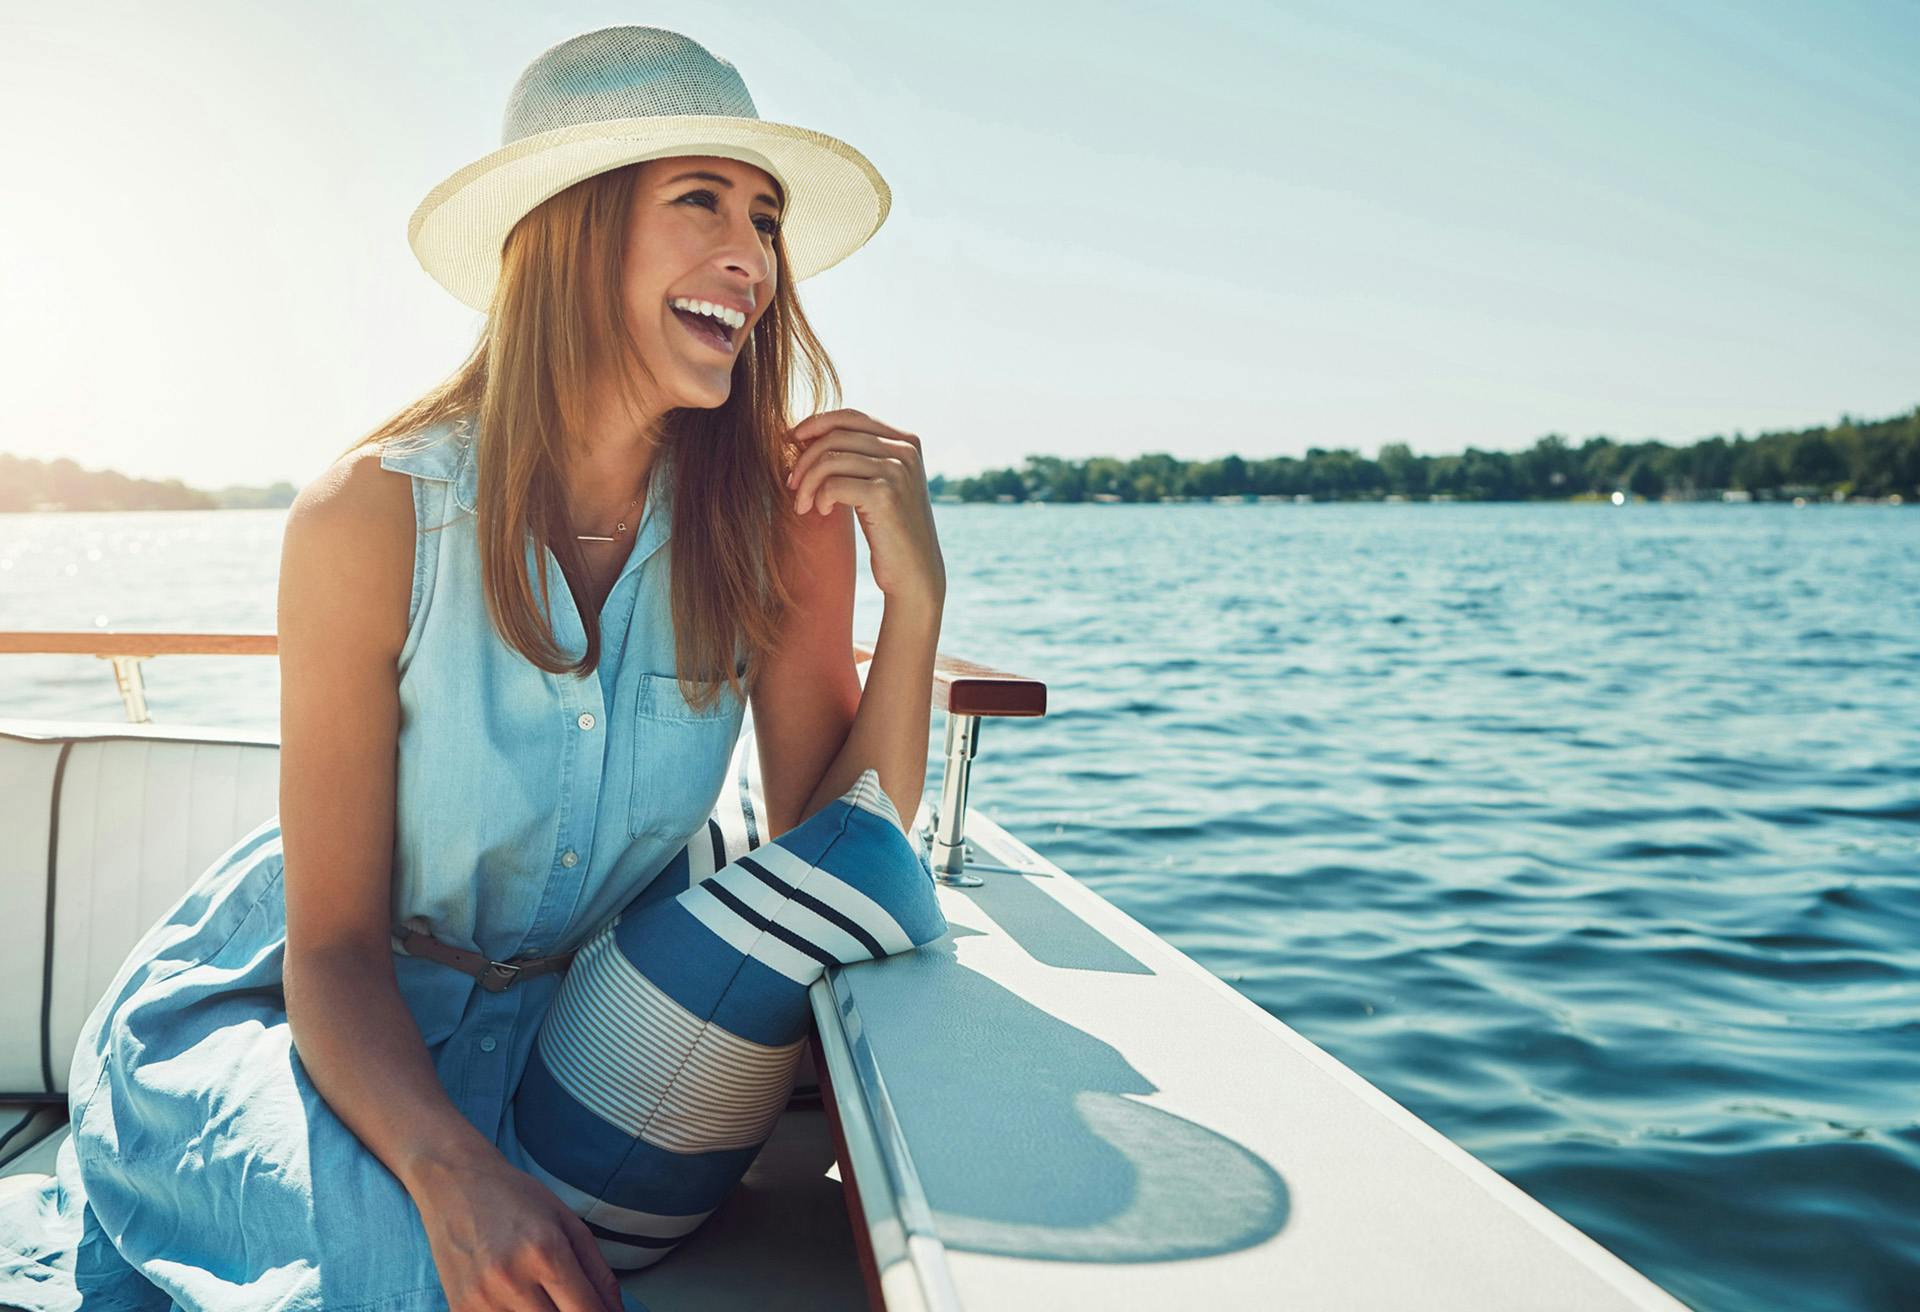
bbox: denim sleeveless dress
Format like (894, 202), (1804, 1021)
(0, 416), (745, 1311)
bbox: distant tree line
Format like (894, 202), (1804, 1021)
(937, 407), (1920, 503)
(13, 405), (1918, 511)
(0, 453), (295, 512)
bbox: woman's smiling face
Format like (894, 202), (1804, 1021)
(622, 154), (782, 409)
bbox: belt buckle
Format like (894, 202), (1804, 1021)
(478, 959), (523, 992)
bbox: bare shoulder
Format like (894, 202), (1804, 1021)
(279, 441), (416, 664)
(276, 442), (417, 964)
(287, 440), (415, 536)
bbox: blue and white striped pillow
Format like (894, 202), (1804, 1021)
(502, 765), (948, 1270)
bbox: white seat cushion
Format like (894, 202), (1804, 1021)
(0, 722), (280, 1098)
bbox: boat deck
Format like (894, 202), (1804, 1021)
(2, 718), (1688, 1309)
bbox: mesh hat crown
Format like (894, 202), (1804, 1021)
(408, 26), (890, 311)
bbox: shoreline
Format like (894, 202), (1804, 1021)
(9, 494), (1912, 514)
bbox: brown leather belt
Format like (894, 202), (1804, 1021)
(392, 917), (576, 992)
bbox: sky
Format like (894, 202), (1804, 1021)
(2, 0), (1915, 488)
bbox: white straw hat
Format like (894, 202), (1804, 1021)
(408, 25), (891, 311)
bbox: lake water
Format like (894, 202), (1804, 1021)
(3, 501), (1916, 1311)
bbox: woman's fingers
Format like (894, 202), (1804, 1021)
(794, 448), (902, 514)
(416, 1151), (627, 1312)
(556, 1206), (627, 1311)
(804, 472), (900, 519)
(534, 1244), (618, 1312)
(781, 407), (943, 610)
(789, 429), (913, 490)
(787, 407), (920, 451)
(786, 421), (924, 508)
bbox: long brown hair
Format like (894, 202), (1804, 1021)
(343, 161), (841, 712)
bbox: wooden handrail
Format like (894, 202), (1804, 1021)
(852, 643), (1046, 719)
(0, 630), (279, 657)
(0, 630), (1047, 720)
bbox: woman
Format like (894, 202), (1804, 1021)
(0, 25), (943, 1312)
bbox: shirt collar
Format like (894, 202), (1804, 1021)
(376, 416), (478, 512)
(377, 416), (674, 560)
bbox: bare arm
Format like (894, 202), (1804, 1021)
(277, 447), (619, 1311)
(806, 586), (942, 826)
(276, 446), (494, 1187)
(751, 502), (943, 835)
(750, 503), (863, 836)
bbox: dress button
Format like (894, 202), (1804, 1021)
(560, 849), (579, 868)
(577, 711), (596, 731)
(478, 1036), (497, 1053)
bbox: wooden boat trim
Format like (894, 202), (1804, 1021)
(0, 630), (278, 657)
(853, 644), (1046, 719)
(2, 631), (1047, 721)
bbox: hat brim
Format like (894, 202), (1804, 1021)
(408, 115), (890, 312)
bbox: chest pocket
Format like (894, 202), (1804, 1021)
(627, 671), (747, 843)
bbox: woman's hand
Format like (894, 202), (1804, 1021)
(785, 408), (946, 618)
(409, 1145), (624, 1312)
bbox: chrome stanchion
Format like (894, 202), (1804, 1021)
(106, 654), (152, 724)
(926, 711), (983, 887)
